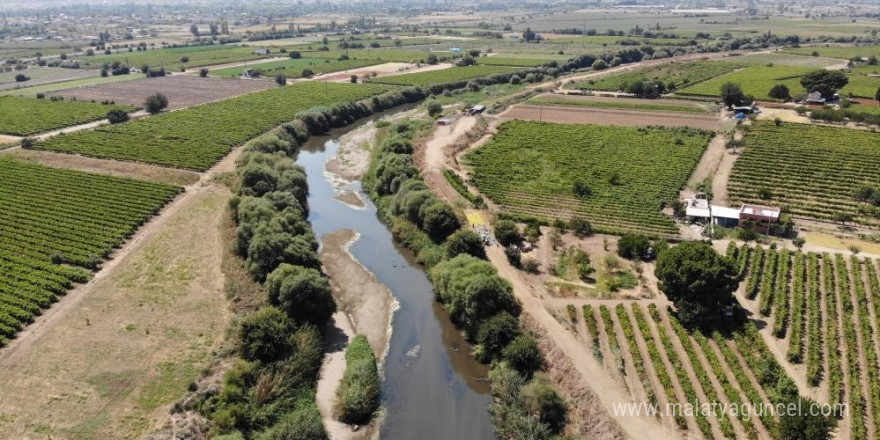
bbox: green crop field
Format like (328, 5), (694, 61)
(0, 67), (95, 87)
(476, 57), (549, 67)
(681, 64), (880, 100)
(728, 121), (880, 225)
(716, 52), (842, 67)
(298, 48), (444, 63)
(0, 96), (136, 136)
(0, 159), (181, 346)
(782, 44), (880, 60)
(528, 96), (713, 114)
(35, 82), (386, 170)
(568, 61), (742, 92)
(464, 121), (712, 236)
(210, 57), (380, 78)
(369, 65), (519, 87)
(0, 73), (143, 98)
(75, 44), (269, 71)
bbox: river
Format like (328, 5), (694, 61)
(297, 112), (496, 440)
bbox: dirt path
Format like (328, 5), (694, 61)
(485, 245), (680, 440)
(683, 134), (727, 199)
(418, 115), (477, 203)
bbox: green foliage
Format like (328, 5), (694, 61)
(654, 242), (738, 327)
(768, 83), (792, 101)
(144, 93), (169, 114)
(254, 404), (328, 440)
(720, 82), (746, 107)
(571, 61), (739, 92)
(238, 306), (294, 363)
(0, 96), (134, 136)
(106, 108), (130, 124)
(369, 65), (519, 87)
(502, 334), (542, 378)
(0, 159), (178, 344)
(445, 229), (487, 260)
(799, 69), (849, 97)
(617, 234), (652, 260)
(494, 220), (522, 247)
(427, 100), (443, 117)
(430, 254), (518, 340)
(465, 121), (711, 237)
(265, 264), (335, 327)
(335, 335), (380, 424)
(476, 312), (520, 363)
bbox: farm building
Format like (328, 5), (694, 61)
(740, 204), (780, 223)
(683, 196), (778, 229)
(805, 91), (825, 104)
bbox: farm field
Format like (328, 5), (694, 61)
(0, 96), (136, 136)
(476, 57), (549, 67)
(716, 52), (843, 67)
(0, 66), (96, 90)
(0, 159), (182, 346)
(464, 120), (713, 236)
(681, 64), (880, 99)
(35, 82), (386, 170)
(567, 302), (810, 440)
(732, 244), (880, 440)
(727, 121), (880, 226)
(75, 44), (270, 71)
(368, 65), (519, 87)
(529, 94), (715, 114)
(0, 72), (143, 98)
(782, 44), (880, 60)
(298, 48), (443, 63)
(51, 75), (274, 109)
(209, 57), (380, 79)
(566, 61), (742, 92)
(500, 103), (722, 130)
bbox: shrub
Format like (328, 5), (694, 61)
(768, 84), (791, 101)
(275, 74), (287, 86)
(144, 93), (169, 114)
(199, 68), (209, 77)
(568, 217), (593, 237)
(617, 234), (651, 260)
(238, 306), (293, 363)
(427, 101), (443, 117)
(254, 405), (328, 440)
(14, 73), (29, 82)
(265, 264), (336, 327)
(522, 375), (567, 433)
(476, 312), (520, 362)
(445, 229), (487, 259)
(106, 109), (129, 124)
(335, 335), (380, 424)
(503, 334), (542, 378)
(494, 220), (522, 247)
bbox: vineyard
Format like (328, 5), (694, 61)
(570, 302), (807, 439)
(0, 159), (181, 346)
(528, 96), (713, 114)
(728, 121), (880, 226)
(732, 243), (880, 440)
(463, 121), (712, 236)
(35, 82), (386, 170)
(75, 44), (269, 71)
(0, 96), (135, 136)
(567, 61), (742, 92)
(476, 57), (549, 67)
(680, 64), (880, 99)
(781, 44), (880, 60)
(367, 65), (519, 87)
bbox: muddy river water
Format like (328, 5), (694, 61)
(297, 111), (495, 440)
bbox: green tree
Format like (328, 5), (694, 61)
(776, 397), (836, 440)
(254, 405), (328, 440)
(854, 185), (876, 204)
(143, 93), (169, 114)
(617, 234), (651, 260)
(654, 242), (738, 327)
(427, 101), (443, 117)
(591, 59), (608, 70)
(523, 375), (567, 433)
(426, 53), (438, 65)
(569, 217), (593, 237)
(476, 312), (520, 362)
(421, 201), (460, 241)
(768, 83), (791, 101)
(720, 82), (746, 108)
(875, 85), (880, 104)
(799, 70), (849, 98)
(494, 220), (522, 247)
(275, 74), (286, 86)
(199, 68), (209, 77)
(265, 264), (335, 327)
(502, 334), (542, 378)
(238, 307), (293, 362)
(106, 109), (129, 124)
(445, 229), (487, 259)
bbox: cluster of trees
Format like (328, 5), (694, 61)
(810, 107), (880, 126)
(144, 93), (168, 114)
(295, 86), (425, 134)
(800, 70), (848, 98)
(335, 335), (380, 424)
(100, 60), (130, 77)
(617, 234), (666, 260)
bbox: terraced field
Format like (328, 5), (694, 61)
(0, 159), (182, 346)
(464, 121), (712, 236)
(35, 82), (386, 170)
(573, 302), (809, 439)
(728, 121), (880, 226)
(733, 244), (880, 440)
(0, 96), (136, 136)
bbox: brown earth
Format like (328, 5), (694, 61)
(0, 185), (231, 440)
(2, 148), (200, 186)
(50, 75), (274, 109)
(498, 104), (722, 130)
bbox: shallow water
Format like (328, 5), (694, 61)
(298, 112), (495, 440)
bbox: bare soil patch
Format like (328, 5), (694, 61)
(0, 185), (231, 440)
(50, 75), (274, 109)
(499, 104), (722, 130)
(3, 148), (200, 186)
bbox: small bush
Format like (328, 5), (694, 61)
(335, 335), (380, 424)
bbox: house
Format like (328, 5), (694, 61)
(711, 205), (741, 228)
(805, 91), (825, 104)
(468, 104), (485, 115)
(740, 204), (780, 223)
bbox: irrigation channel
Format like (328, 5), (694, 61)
(297, 110), (495, 439)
